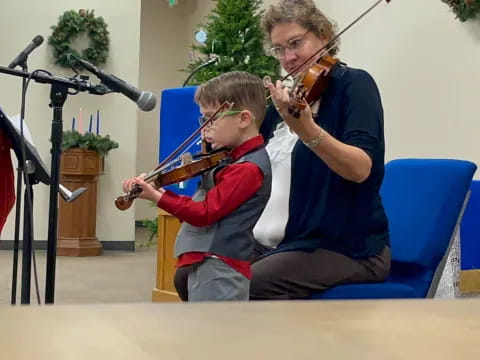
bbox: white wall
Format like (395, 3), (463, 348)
(0, 0), (141, 242)
(323, 0), (480, 168)
(136, 0), (215, 221)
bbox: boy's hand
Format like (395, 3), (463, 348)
(122, 175), (165, 203)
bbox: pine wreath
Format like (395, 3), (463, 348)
(48, 9), (109, 68)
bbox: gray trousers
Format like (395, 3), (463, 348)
(174, 257), (249, 302)
(249, 243), (391, 300)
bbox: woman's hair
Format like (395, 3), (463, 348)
(264, 0), (339, 56)
(194, 71), (267, 129)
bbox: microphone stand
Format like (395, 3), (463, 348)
(10, 57), (32, 305)
(182, 57), (217, 87)
(0, 65), (112, 304)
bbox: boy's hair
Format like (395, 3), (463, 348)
(194, 71), (266, 129)
(263, 0), (339, 56)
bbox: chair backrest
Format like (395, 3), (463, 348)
(159, 86), (200, 196)
(460, 180), (480, 271)
(380, 159), (476, 270)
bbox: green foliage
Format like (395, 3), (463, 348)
(140, 216), (158, 248)
(62, 131), (118, 156)
(183, 0), (279, 85)
(48, 9), (109, 68)
(139, 202), (159, 248)
(442, 0), (480, 22)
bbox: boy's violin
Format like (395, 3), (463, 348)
(115, 102), (233, 211)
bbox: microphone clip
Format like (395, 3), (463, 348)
(66, 73), (115, 96)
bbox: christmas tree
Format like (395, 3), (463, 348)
(183, 0), (279, 86)
(442, 0), (480, 21)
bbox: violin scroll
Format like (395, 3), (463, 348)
(115, 185), (143, 211)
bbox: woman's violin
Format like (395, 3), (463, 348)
(115, 102), (234, 211)
(268, 0), (391, 117)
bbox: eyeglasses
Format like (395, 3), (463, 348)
(267, 30), (310, 59)
(198, 110), (242, 126)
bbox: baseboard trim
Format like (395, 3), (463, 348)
(0, 240), (135, 251)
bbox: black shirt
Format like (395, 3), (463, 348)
(259, 63), (389, 259)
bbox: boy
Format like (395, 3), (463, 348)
(122, 71), (271, 301)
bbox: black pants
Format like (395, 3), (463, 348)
(249, 243), (391, 300)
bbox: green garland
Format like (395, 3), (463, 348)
(48, 9), (109, 68)
(442, 0), (480, 22)
(62, 131), (118, 156)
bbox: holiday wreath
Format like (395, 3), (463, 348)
(48, 9), (109, 68)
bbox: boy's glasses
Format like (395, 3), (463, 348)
(267, 30), (310, 59)
(198, 110), (242, 126)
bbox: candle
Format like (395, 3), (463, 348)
(89, 114), (93, 133)
(96, 109), (100, 135)
(71, 117), (76, 131)
(78, 107), (83, 133)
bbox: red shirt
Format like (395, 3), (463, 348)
(0, 129), (15, 235)
(157, 135), (265, 279)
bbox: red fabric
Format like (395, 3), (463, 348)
(157, 135), (265, 279)
(176, 252), (252, 279)
(0, 129), (15, 234)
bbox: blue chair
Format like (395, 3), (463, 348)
(309, 159), (477, 299)
(159, 86), (200, 196)
(460, 180), (480, 272)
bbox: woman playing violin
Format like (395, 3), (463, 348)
(251, 0), (391, 299)
(122, 71), (272, 301)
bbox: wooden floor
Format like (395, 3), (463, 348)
(1, 298), (480, 359)
(0, 228), (157, 305)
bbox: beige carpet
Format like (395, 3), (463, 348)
(0, 228), (157, 305)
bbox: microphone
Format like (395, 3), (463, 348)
(8, 35), (44, 69)
(71, 55), (157, 112)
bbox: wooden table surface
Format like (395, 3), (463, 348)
(1, 299), (479, 359)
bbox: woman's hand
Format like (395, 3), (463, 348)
(267, 80), (317, 139)
(122, 174), (165, 203)
(267, 79), (372, 183)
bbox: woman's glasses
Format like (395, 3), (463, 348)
(268, 30), (310, 59)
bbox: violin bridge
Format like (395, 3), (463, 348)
(180, 153), (193, 165)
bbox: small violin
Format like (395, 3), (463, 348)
(115, 101), (233, 211)
(114, 149), (230, 211)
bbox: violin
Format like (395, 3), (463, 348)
(268, 0), (391, 117)
(115, 102), (233, 211)
(115, 149), (230, 211)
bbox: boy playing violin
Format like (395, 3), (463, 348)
(122, 71), (271, 301)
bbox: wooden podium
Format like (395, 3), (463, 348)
(152, 209), (181, 302)
(57, 148), (103, 256)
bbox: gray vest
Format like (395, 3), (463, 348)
(174, 146), (272, 260)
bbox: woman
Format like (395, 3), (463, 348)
(252, 0), (391, 299)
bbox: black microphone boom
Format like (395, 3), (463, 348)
(8, 35), (44, 69)
(71, 55), (157, 112)
(182, 56), (218, 87)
